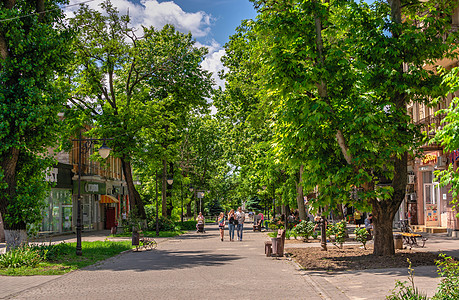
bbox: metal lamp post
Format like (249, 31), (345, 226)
(155, 170), (159, 237)
(73, 131), (111, 256)
(156, 173), (173, 237)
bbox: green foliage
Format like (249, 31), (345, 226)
(0, 0), (74, 230)
(221, 0), (459, 257)
(432, 254), (459, 300)
(387, 259), (428, 300)
(267, 231), (277, 238)
(146, 216), (176, 232)
(354, 227), (369, 250)
(0, 241), (132, 276)
(294, 220), (317, 242)
(0, 246), (42, 268)
(176, 220), (198, 231)
(326, 220), (347, 249)
(67, 0), (213, 218)
(289, 228), (298, 240)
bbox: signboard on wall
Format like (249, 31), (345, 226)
(421, 152), (439, 165)
(73, 181), (106, 195)
(425, 204), (439, 227)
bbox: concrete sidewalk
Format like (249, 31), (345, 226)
(282, 230), (459, 299)
(3, 225), (325, 300)
(0, 225), (457, 299)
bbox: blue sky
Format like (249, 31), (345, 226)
(65, 0), (258, 88)
(164, 0), (257, 46)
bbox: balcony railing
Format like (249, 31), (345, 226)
(416, 113), (446, 137)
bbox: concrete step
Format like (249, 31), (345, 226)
(411, 225), (447, 233)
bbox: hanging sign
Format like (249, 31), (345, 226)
(421, 152), (438, 165)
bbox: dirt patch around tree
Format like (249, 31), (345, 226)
(286, 245), (440, 271)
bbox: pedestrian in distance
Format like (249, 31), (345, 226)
(364, 213), (373, 240)
(228, 209), (236, 241)
(236, 207), (245, 241)
(354, 210), (362, 227)
(218, 212), (225, 241)
(196, 212), (205, 232)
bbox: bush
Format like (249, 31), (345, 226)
(327, 220), (346, 248)
(0, 246), (42, 268)
(387, 255), (459, 300)
(146, 216), (176, 231)
(354, 227), (369, 250)
(175, 220), (197, 231)
(31, 242), (74, 261)
(433, 254), (459, 300)
(387, 259), (428, 300)
(294, 220), (316, 241)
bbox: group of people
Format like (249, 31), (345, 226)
(217, 207), (245, 242)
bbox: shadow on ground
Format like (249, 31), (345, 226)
(85, 249), (242, 272)
(305, 265), (439, 279)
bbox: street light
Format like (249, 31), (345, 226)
(73, 131), (112, 256)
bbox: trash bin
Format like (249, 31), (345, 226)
(394, 234), (403, 249)
(132, 231), (140, 246)
(271, 237), (283, 257)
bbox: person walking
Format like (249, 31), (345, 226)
(227, 209), (236, 241)
(236, 207), (245, 241)
(218, 212), (225, 241)
(196, 212), (205, 232)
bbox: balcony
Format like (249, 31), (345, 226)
(415, 113), (446, 150)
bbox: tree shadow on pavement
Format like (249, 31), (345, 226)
(305, 265), (439, 279)
(85, 249), (242, 272)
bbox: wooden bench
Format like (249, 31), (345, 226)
(400, 232), (427, 249)
(253, 218), (263, 231)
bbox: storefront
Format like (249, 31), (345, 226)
(73, 181), (106, 231)
(40, 163), (74, 235)
(415, 151), (450, 228)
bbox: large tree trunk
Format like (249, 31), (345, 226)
(296, 165), (307, 221)
(121, 157), (145, 219)
(5, 229), (27, 251)
(186, 201), (192, 218)
(0, 148), (27, 250)
(372, 152), (407, 256)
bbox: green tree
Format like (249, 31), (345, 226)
(67, 1), (212, 218)
(0, 0), (73, 248)
(229, 0), (458, 255)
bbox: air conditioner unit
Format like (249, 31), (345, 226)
(408, 175), (415, 184)
(436, 156), (446, 168)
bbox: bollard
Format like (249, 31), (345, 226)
(132, 231), (140, 246)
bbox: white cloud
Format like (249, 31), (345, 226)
(201, 46), (227, 89)
(65, 0), (213, 38)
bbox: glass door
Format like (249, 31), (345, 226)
(424, 183), (440, 226)
(61, 206), (73, 232)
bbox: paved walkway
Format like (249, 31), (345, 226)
(1, 226), (324, 300)
(0, 225), (457, 299)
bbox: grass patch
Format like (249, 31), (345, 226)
(0, 240), (133, 276)
(111, 230), (184, 238)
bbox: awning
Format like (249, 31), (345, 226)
(100, 194), (119, 204)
